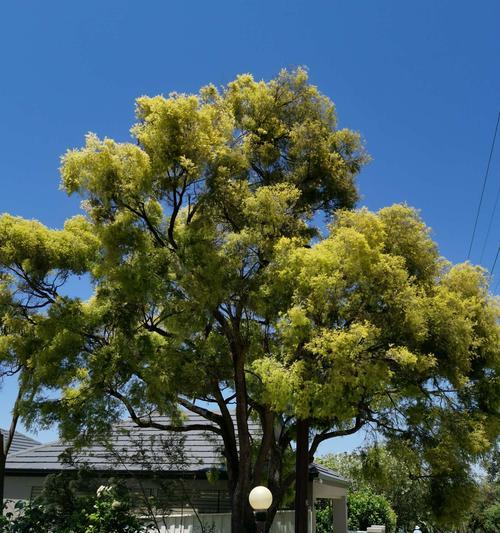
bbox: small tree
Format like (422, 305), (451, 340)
(62, 426), (202, 532)
(3, 470), (98, 533)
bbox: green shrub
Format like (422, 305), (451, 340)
(468, 501), (500, 533)
(316, 489), (397, 533)
(316, 501), (333, 533)
(1, 482), (146, 532)
(84, 484), (145, 532)
(481, 503), (500, 533)
(348, 490), (397, 533)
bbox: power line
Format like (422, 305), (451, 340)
(467, 111), (500, 260)
(479, 177), (500, 263)
(490, 245), (499, 296)
(491, 245), (500, 276)
(490, 246), (500, 294)
(479, 112), (500, 262)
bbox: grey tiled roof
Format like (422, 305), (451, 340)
(5, 413), (348, 487)
(309, 463), (350, 486)
(5, 412), (259, 475)
(1, 428), (40, 454)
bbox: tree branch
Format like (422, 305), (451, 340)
(178, 397), (223, 426)
(120, 200), (168, 249)
(167, 174), (188, 250)
(309, 415), (365, 460)
(252, 402), (274, 484)
(107, 389), (223, 436)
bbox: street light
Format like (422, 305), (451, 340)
(249, 486), (273, 533)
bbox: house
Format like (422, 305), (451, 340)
(0, 429), (40, 455)
(3, 414), (350, 532)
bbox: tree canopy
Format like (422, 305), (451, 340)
(319, 443), (500, 533)
(0, 69), (498, 532)
(319, 445), (464, 532)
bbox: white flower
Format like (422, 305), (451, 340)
(96, 485), (112, 498)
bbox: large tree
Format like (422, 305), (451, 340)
(1, 70), (498, 532)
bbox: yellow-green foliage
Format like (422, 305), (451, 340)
(0, 69), (498, 528)
(0, 214), (99, 276)
(253, 205), (499, 437)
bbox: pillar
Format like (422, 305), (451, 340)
(332, 496), (348, 533)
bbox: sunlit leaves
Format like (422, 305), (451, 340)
(0, 214), (99, 277)
(253, 204), (499, 438)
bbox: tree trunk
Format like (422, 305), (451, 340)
(265, 493), (282, 533)
(295, 418), (310, 533)
(228, 326), (256, 533)
(231, 479), (257, 533)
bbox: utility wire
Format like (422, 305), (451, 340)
(479, 112), (500, 262)
(491, 245), (500, 276)
(467, 111), (500, 260)
(490, 245), (499, 296)
(493, 258), (500, 294)
(479, 177), (500, 263)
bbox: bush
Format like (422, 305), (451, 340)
(481, 503), (500, 533)
(348, 490), (397, 533)
(1, 482), (146, 533)
(84, 484), (145, 533)
(468, 501), (500, 533)
(316, 502), (333, 533)
(316, 489), (397, 533)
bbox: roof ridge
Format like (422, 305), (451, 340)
(6, 439), (63, 457)
(0, 428), (41, 443)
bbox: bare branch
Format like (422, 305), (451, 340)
(309, 415), (365, 460)
(178, 397), (223, 426)
(107, 389), (223, 436)
(0, 364), (22, 379)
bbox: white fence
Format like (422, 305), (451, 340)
(144, 512), (385, 533)
(144, 510), (295, 532)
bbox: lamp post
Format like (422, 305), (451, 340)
(249, 486), (273, 533)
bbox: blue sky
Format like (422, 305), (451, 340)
(1, 1), (499, 452)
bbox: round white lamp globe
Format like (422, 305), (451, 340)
(249, 486), (273, 511)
